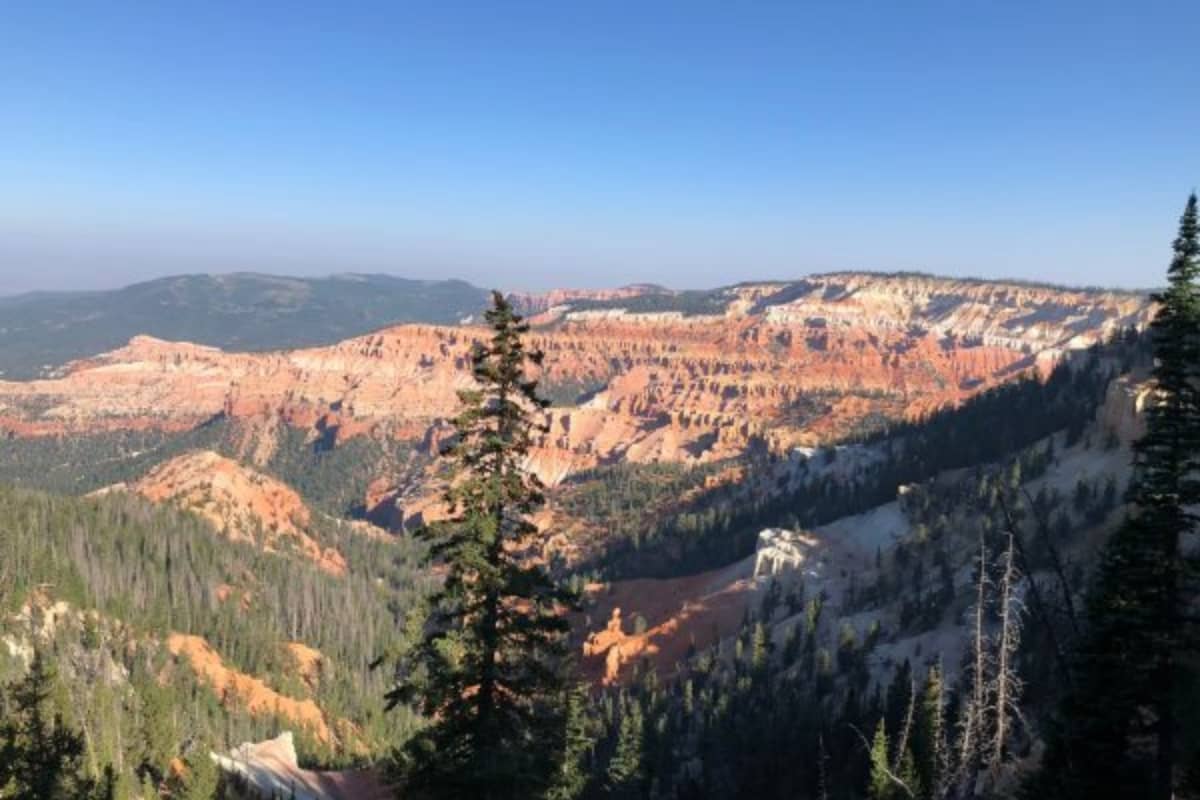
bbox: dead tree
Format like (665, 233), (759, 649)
(988, 526), (1024, 769)
(997, 490), (1074, 692)
(1019, 486), (1079, 638)
(955, 529), (991, 785)
(817, 733), (830, 800)
(923, 662), (951, 800)
(894, 675), (918, 777)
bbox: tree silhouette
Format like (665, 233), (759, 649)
(388, 291), (570, 799)
(1028, 194), (1200, 798)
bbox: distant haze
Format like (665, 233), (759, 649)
(3, 3), (1198, 295)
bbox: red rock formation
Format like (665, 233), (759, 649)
(580, 557), (757, 685)
(285, 642), (325, 692)
(167, 634), (337, 744)
(117, 451), (348, 575)
(0, 274), (1153, 499)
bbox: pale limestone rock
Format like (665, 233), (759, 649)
(1097, 374), (1150, 444)
(212, 732), (389, 800)
(754, 528), (818, 577)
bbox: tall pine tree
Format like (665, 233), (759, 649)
(1027, 194), (1200, 799)
(546, 684), (595, 800)
(912, 663), (946, 800)
(605, 700), (644, 799)
(387, 291), (571, 799)
(868, 719), (895, 800)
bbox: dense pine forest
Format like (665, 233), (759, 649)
(0, 485), (431, 795)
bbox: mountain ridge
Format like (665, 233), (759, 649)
(0, 271), (492, 379)
(0, 269), (1152, 381)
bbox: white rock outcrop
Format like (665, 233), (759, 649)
(1097, 374), (1150, 444)
(211, 732), (390, 800)
(754, 528), (816, 577)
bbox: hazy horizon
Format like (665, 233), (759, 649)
(4, 2), (1198, 295)
(0, 265), (1164, 302)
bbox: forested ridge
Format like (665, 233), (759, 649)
(0, 272), (491, 380)
(0, 413), (420, 519)
(0, 484), (433, 794)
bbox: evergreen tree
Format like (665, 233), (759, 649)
(134, 677), (176, 785)
(0, 651), (109, 800)
(884, 660), (914, 752)
(751, 621), (770, 675)
(163, 747), (220, 800)
(1028, 194), (1200, 799)
(606, 701), (644, 799)
(1132, 191), (1200, 799)
(912, 664), (947, 799)
(868, 719), (894, 800)
(547, 684), (595, 800)
(387, 291), (571, 799)
(896, 746), (921, 800)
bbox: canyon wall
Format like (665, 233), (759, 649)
(0, 273), (1152, 493)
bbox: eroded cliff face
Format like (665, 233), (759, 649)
(1097, 373), (1152, 444)
(0, 273), (1152, 496)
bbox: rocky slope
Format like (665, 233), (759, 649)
(1, 595), (357, 761)
(579, 356), (1148, 686)
(102, 450), (349, 575)
(581, 560), (756, 685)
(0, 273), (1151, 507)
(212, 732), (390, 800)
(167, 634), (347, 746)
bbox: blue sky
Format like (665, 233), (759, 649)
(1, 1), (1197, 294)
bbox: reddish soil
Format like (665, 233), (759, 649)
(580, 557), (757, 685)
